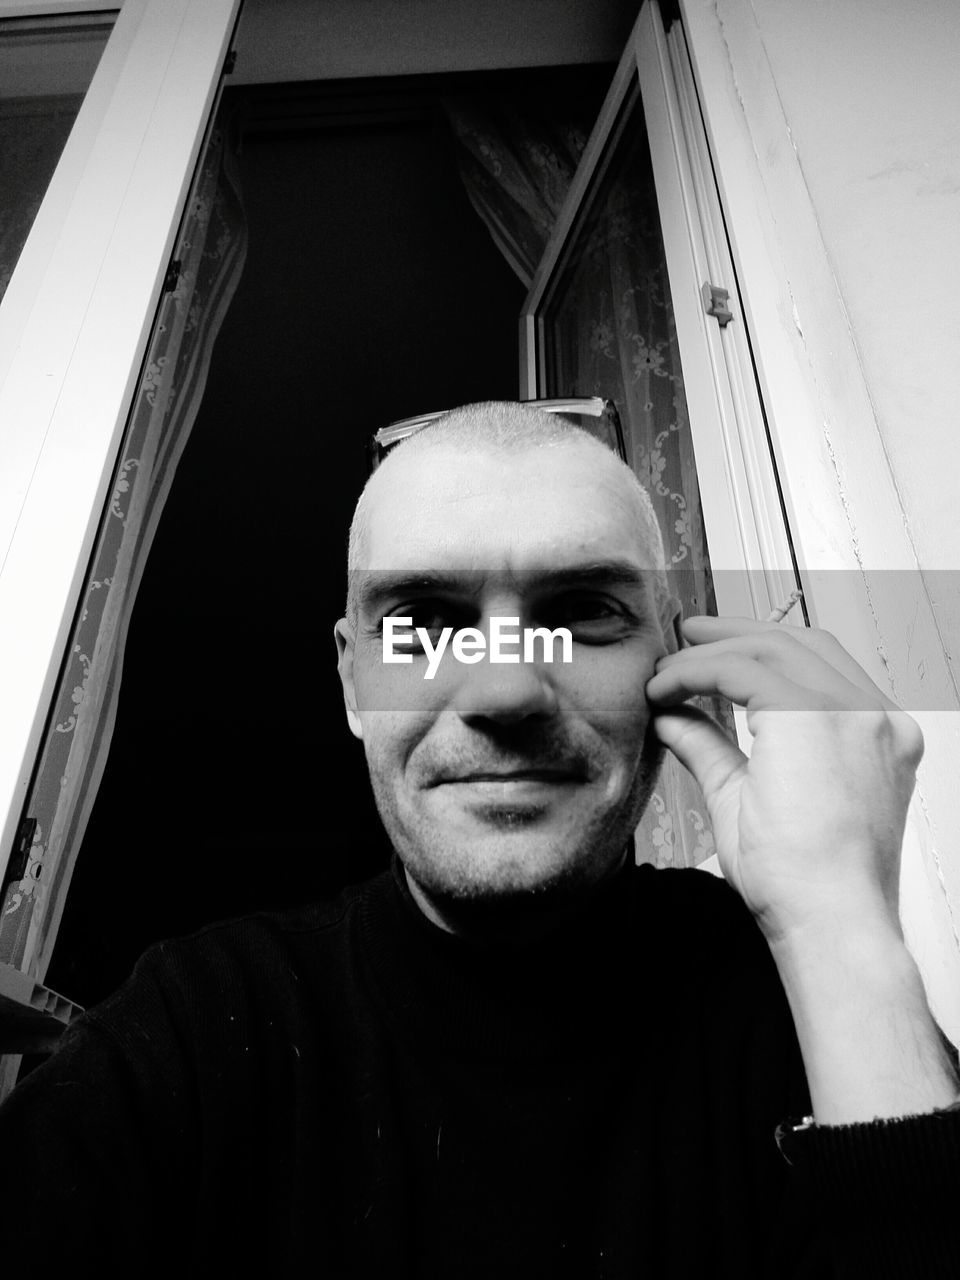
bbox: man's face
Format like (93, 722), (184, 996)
(335, 439), (677, 915)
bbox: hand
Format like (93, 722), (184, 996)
(646, 616), (960, 1123)
(645, 615), (924, 947)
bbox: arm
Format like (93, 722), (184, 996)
(0, 959), (198, 1275)
(645, 616), (959, 1124)
(768, 903), (957, 1124)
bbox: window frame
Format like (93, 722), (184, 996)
(0, 0), (117, 15)
(0, 0), (241, 882)
(521, 0), (799, 629)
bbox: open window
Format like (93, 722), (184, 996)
(0, 0), (241, 1081)
(525, 2), (799, 620)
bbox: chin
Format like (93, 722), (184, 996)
(398, 827), (626, 908)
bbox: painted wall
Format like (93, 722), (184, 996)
(748, 0), (960, 603)
(232, 0), (638, 83)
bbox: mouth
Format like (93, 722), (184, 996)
(424, 766), (590, 826)
(434, 766), (585, 785)
(430, 769), (587, 795)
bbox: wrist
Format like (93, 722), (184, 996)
(755, 879), (902, 958)
(767, 923), (960, 1123)
(770, 918), (915, 1036)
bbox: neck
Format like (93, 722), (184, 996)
(402, 851), (630, 946)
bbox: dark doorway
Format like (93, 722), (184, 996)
(45, 68), (610, 1008)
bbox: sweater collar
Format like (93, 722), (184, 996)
(357, 854), (653, 1063)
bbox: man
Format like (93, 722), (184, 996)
(1, 401), (958, 1277)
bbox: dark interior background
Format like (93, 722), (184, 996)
(45, 66), (611, 1009)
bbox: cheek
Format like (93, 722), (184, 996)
(558, 647), (655, 745)
(352, 640), (440, 716)
(357, 716), (418, 809)
(353, 663), (447, 779)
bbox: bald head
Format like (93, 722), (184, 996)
(345, 401), (667, 625)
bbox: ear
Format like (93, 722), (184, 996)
(658, 592), (683, 656)
(334, 617), (363, 740)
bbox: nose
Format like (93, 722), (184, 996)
(451, 653), (558, 726)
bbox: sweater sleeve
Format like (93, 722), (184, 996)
(777, 1099), (960, 1278)
(672, 867), (960, 1279)
(0, 948), (199, 1278)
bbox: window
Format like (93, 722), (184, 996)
(524, 2), (799, 622)
(0, 0), (240, 1072)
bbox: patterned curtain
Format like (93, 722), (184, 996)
(0, 119), (248, 980)
(444, 90), (733, 869)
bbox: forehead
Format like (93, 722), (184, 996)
(362, 441), (653, 574)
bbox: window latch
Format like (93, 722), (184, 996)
(701, 282), (733, 327)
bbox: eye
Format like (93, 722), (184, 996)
(538, 593), (632, 642)
(381, 598), (474, 650)
(552, 594), (618, 623)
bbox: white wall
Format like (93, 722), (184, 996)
(751, 0), (960, 949)
(232, 0), (638, 84)
(749, 0), (960, 586)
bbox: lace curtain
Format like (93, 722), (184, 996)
(0, 121), (248, 978)
(444, 93), (733, 869)
(442, 96), (590, 287)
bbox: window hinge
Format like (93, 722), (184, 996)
(163, 258), (182, 293)
(701, 281), (733, 327)
(224, 49), (237, 75)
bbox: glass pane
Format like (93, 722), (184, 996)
(0, 13), (115, 303)
(538, 77), (735, 870)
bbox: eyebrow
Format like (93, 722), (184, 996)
(357, 572), (464, 616)
(523, 562), (648, 592)
(355, 561), (648, 616)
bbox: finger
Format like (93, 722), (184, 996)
(678, 616), (896, 709)
(659, 631), (886, 711)
(647, 650), (846, 712)
(652, 704), (746, 807)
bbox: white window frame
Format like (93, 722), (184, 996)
(0, 0), (241, 881)
(522, 1), (799, 629)
(0, 0), (116, 14)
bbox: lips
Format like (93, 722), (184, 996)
(431, 766), (585, 786)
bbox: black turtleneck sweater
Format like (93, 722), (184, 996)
(1, 860), (958, 1278)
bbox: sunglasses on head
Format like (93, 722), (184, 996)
(370, 397), (626, 470)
